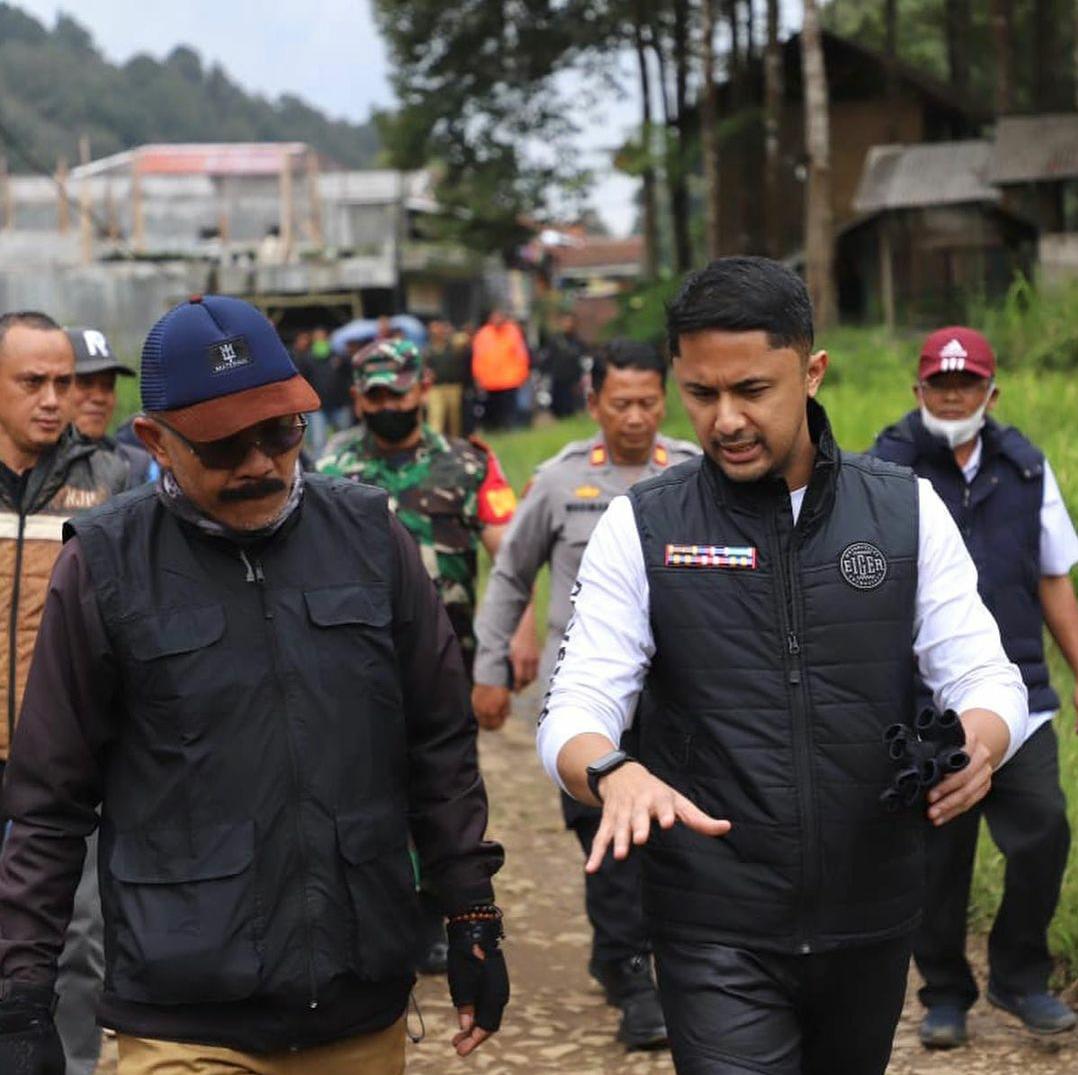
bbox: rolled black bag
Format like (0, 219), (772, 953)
(879, 708), (969, 812)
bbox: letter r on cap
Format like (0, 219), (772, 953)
(83, 330), (110, 358)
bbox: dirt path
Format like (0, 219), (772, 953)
(95, 696), (1076, 1074)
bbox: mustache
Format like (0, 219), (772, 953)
(218, 478), (288, 502)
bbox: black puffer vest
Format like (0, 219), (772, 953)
(629, 402), (922, 954)
(68, 476), (420, 1010)
(872, 411), (1056, 714)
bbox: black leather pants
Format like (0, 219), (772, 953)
(654, 935), (911, 1074)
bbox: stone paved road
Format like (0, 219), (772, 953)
(96, 699), (1076, 1074)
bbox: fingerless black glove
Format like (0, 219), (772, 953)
(446, 905), (510, 1032)
(0, 984), (64, 1075)
(880, 708), (970, 812)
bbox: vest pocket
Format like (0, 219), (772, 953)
(336, 810), (420, 981)
(107, 820), (262, 1004)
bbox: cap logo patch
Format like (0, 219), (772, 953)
(938, 338), (967, 372)
(83, 330), (110, 358)
(839, 542), (887, 590)
(208, 335), (253, 375)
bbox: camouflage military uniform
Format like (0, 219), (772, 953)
(317, 423), (516, 674)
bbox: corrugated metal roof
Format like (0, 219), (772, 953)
(990, 114), (1078, 184)
(852, 140), (998, 213)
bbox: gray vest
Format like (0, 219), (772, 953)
(68, 476), (420, 1008)
(629, 404), (922, 954)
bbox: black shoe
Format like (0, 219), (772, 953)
(987, 986), (1077, 1034)
(589, 954), (668, 1050)
(919, 1006), (968, 1049)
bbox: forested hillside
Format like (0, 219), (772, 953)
(0, 4), (380, 171)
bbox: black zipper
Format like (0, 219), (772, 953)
(243, 550), (320, 1010)
(6, 511), (26, 747)
(770, 503), (819, 954)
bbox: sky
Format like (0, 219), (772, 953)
(15, 1), (799, 237)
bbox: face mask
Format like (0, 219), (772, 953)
(366, 406), (420, 442)
(920, 397), (990, 449)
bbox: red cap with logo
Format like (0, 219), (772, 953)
(918, 326), (996, 381)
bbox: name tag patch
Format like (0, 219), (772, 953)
(665, 544), (757, 569)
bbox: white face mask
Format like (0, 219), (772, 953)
(920, 394), (991, 450)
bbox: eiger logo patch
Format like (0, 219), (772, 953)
(207, 336), (253, 375)
(839, 542), (887, 590)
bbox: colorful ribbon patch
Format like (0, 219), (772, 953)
(665, 544), (758, 569)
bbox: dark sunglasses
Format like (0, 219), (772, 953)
(156, 414), (308, 470)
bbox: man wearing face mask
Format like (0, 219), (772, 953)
(872, 326), (1078, 1047)
(317, 337), (536, 684)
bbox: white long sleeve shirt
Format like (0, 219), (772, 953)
(538, 479), (1029, 790)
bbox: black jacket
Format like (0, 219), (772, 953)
(872, 411), (1057, 714)
(629, 402), (922, 954)
(0, 475), (502, 1052)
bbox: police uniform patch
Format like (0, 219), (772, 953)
(665, 544), (757, 568)
(839, 542), (888, 590)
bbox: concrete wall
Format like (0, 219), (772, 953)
(0, 260), (211, 361)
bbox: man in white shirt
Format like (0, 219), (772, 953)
(872, 327), (1077, 1046)
(538, 258), (1028, 1075)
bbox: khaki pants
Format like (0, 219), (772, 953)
(116, 1018), (405, 1075)
(426, 383), (464, 437)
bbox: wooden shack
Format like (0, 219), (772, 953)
(708, 30), (982, 259)
(838, 141), (1036, 324)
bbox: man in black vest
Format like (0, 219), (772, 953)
(872, 327), (1077, 1046)
(0, 295), (508, 1075)
(538, 257), (1029, 1075)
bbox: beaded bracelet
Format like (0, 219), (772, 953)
(446, 903), (503, 926)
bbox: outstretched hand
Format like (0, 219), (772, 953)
(586, 761), (731, 873)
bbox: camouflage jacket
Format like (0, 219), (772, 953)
(316, 424), (516, 667)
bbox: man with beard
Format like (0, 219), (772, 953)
(538, 258), (1028, 1075)
(0, 296), (508, 1075)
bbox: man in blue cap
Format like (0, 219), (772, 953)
(0, 295), (508, 1075)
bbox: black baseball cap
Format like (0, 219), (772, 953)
(66, 327), (136, 377)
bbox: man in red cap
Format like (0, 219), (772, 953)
(873, 326), (1078, 1046)
(0, 295), (508, 1075)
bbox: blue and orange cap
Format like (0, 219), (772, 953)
(140, 294), (319, 441)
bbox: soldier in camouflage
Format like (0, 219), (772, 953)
(316, 337), (536, 679)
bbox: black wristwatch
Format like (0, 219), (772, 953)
(586, 750), (634, 802)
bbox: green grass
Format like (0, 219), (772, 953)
(484, 325), (1078, 987)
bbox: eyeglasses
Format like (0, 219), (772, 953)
(156, 414), (308, 470)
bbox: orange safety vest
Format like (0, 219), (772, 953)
(471, 322), (529, 392)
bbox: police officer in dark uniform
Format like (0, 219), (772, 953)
(539, 258), (1028, 1075)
